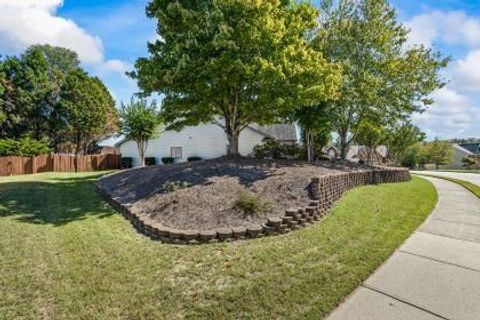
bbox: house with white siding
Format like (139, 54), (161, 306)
(114, 123), (297, 167)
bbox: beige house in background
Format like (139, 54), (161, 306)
(427, 143), (480, 170)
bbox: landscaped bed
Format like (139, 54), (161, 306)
(98, 158), (373, 229)
(96, 158), (409, 243)
(0, 172), (437, 319)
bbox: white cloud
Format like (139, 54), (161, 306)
(406, 10), (480, 48)
(0, 0), (129, 76)
(98, 59), (133, 75)
(413, 87), (480, 138)
(451, 50), (480, 92)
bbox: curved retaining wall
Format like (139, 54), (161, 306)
(96, 167), (410, 245)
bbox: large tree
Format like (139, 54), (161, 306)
(0, 45), (117, 153)
(293, 102), (332, 162)
(131, 0), (341, 156)
(60, 70), (117, 154)
(428, 139), (452, 170)
(315, 0), (448, 159)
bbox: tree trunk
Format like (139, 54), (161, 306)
(339, 131), (349, 160)
(227, 132), (240, 157)
(306, 129), (311, 162)
(138, 141), (146, 167)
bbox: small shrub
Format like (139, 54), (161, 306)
(162, 180), (191, 193)
(254, 138), (304, 160)
(235, 191), (273, 216)
(121, 157), (133, 169)
(187, 156), (202, 162)
(145, 157), (156, 166)
(161, 157), (175, 164)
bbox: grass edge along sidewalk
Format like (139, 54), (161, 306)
(413, 173), (480, 198)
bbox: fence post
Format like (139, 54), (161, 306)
(31, 155), (37, 174)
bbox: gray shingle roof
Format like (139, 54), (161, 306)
(459, 143), (480, 155)
(248, 124), (297, 142)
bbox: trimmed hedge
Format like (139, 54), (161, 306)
(121, 157), (133, 169)
(161, 157), (175, 164)
(187, 156), (202, 162)
(145, 157), (156, 166)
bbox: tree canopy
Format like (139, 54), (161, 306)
(315, 0), (448, 159)
(119, 98), (161, 166)
(0, 45), (118, 154)
(131, 0), (341, 155)
(60, 70), (117, 154)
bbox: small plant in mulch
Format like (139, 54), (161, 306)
(234, 191), (273, 216)
(162, 181), (191, 193)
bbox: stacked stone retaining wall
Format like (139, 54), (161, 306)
(96, 167), (410, 245)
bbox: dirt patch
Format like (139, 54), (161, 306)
(97, 157), (371, 229)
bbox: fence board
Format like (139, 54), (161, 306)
(0, 154), (121, 176)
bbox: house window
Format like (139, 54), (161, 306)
(171, 147), (182, 159)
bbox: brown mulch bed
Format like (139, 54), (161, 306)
(97, 157), (372, 229)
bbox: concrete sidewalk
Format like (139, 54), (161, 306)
(411, 171), (480, 187)
(326, 177), (480, 320)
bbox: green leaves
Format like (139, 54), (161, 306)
(0, 45), (117, 153)
(133, 0), (341, 154)
(119, 98), (162, 165)
(0, 137), (51, 156)
(120, 98), (161, 143)
(316, 0), (448, 158)
(59, 69), (117, 154)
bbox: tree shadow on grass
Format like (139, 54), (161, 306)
(0, 173), (115, 226)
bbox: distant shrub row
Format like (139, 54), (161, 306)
(0, 138), (51, 156)
(120, 156), (203, 168)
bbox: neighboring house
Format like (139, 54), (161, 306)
(115, 124), (297, 167)
(346, 145), (388, 164)
(431, 143), (479, 169)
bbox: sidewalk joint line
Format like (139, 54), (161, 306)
(360, 284), (451, 320)
(398, 250), (480, 274)
(419, 230), (480, 245)
(430, 217), (480, 228)
(417, 231), (480, 245)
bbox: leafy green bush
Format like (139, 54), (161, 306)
(0, 138), (51, 156)
(145, 157), (156, 166)
(253, 138), (304, 160)
(161, 157), (175, 164)
(121, 157), (133, 169)
(235, 191), (273, 216)
(162, 181), (191, 193)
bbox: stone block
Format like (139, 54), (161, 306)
(198, 230), (216, 241)
(246, 224), (263, 237)
(232, 226), (247, 238)
(183, 229), (199, 241)
(268, 218), (282, 228)
(216, 228), (233, 240)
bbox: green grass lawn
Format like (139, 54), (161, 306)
(0, 172), (437, 319)
(413, 173), (480, 198)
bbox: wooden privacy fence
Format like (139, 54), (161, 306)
(0, 154), (121, 176)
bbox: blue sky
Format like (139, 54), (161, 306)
(0, 0), (478, 139)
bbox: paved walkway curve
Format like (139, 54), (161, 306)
(326, 176), (480, 320)
(411, 171), (480, 186)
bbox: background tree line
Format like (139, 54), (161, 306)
(0, 45), (118, 155)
